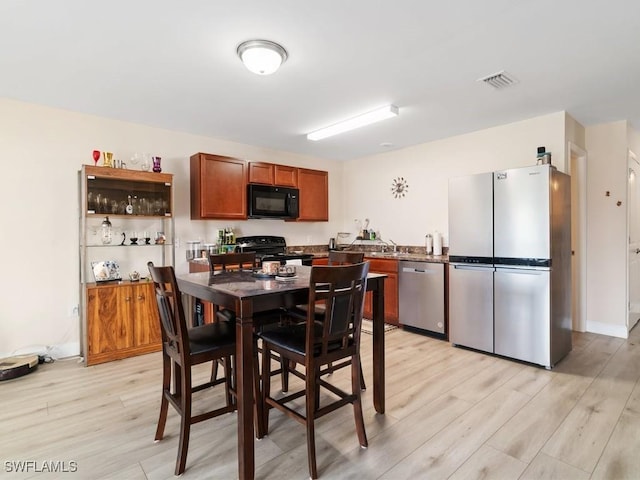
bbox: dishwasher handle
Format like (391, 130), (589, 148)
(401, 267), (436, 274)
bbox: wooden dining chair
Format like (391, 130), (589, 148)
(147, 262), (237, 476)
(285, 250), (367, 389)
(207, 252), (257, 323)
(257, 262), (370, 479)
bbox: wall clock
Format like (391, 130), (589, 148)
(391, 177), (408, 198)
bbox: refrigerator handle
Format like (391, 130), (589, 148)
(496, 268), (546, 275)
(452, 265), (495, 271)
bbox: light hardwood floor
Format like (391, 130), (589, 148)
(1, 326), (639, 479)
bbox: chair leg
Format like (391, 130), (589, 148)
(281, 357), (289, 393)
(306, 364), (318, 479)
(261, 342), (271, 435)
(358, 354), (366, 391)
(175, 365), (192, 476)
(223, 356), (233, 407)
(253, 342), (265, 438)
(154, 353), (171, 441)
(210, 358), (219, 383)
(351, 355), (368, 449)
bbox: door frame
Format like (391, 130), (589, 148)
(627, 149), (640, 332)
(569, 142), (587, 332)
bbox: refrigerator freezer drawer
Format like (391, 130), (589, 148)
(494, 267), (551, 366)
(449, 264), (494, 353)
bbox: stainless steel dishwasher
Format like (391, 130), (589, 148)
(399, 261), (445, 335)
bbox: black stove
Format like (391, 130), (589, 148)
(235, 235), (314, 266)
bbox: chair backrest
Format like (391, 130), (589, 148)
(208, 252), (256, 273)
(328, 251), (365, 265)
(306, 262), (370, 360)
(147, 262), (190, 361)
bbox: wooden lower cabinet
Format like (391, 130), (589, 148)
(314, 256), (399, 325)
(86, 282), (161, 365)
(363, 258), (399, 325)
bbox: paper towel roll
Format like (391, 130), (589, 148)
(433, 231), (443, 256)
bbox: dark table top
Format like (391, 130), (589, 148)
(178, 265), (387, 300)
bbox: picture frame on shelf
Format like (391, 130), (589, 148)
(91, 260), (122, 283)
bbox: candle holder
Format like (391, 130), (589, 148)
(152, 156), (162, 173)
(103, 151), (113, 168)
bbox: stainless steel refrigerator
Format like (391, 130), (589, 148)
(448, 164), (572, 368)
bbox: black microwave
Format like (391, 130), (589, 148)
(247, 184), (299, 219)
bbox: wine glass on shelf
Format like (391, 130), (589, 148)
(130, 152), (141, 168)
(92, 150), (100, 166)
(141, 153), (151, 172)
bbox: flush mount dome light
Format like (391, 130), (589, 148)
(237, 39), (288, 75)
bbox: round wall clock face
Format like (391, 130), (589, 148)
(391, 177), (408, 198)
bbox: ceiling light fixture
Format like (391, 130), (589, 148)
(237, 39), (288, 75)
(307, 105), (399, 141)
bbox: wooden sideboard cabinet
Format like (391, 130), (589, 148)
(296, 168), (328, 221)
(190, 153), (248, 219)
(86, 282), (161, 365)
(78, 165), (174, 366)
(248, 162), (298, 187)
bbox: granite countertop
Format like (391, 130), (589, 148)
(311, 251), (448, 263)
(187, 248), (449, 264)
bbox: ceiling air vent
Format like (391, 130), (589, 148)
(478, 70), (518, 89)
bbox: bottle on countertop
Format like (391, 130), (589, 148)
(433, 231), (443, 256)
(425, 234), (433, 254)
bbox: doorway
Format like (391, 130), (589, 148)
(569, 142), (587, 332)
(627, 151), (640, 332)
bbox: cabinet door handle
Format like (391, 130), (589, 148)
(125, 297), (132, 302)
(137, 295), (145, 301)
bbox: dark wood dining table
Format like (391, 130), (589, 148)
(177, 265), (387, 480)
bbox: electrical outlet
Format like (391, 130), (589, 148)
(71, 305), (79, 316)
(306, 235), (312, 244)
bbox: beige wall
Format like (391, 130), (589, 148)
(1, 96), (633, 358)
(0, 98), (342, 358)
(342, 112), (568, 247)
(585, 121), (629, 337)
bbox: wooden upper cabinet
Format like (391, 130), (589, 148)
(190, 153), (247, 220)
(274, 164), (298, 187)
(248, 162), (298, 187)
(296, 168), (329, 221)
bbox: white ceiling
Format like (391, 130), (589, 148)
(2, 0), (639, 160)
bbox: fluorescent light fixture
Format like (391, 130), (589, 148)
(237, 39), (288, 75)
(307, 105), (399, 141)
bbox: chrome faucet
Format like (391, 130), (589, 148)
(378, 238), (398, 253)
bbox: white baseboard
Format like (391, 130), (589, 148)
(48, 342), (81, 360)
(586, 321), (628, 339)
(1, 342), (81, 361)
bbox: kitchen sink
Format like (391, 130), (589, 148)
(367, 251), (413, 258)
